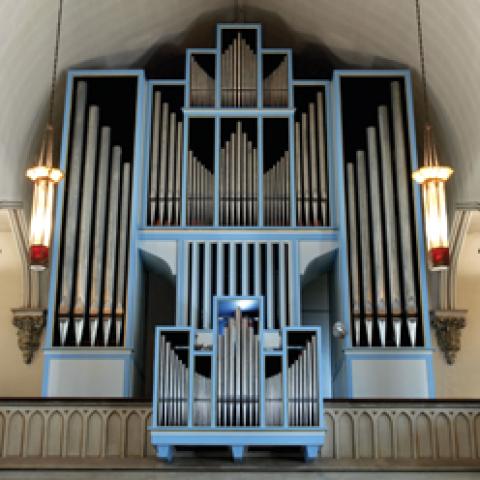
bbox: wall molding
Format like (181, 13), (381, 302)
(1, 202), (43, 364)
(0, 201), (40, 309)
(433, 204), (480, 364)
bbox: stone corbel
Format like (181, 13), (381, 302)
(432, 310), (467, 365)
(12, 308), (45, 364)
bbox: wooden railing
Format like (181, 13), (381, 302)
(0, 399), (479, 469)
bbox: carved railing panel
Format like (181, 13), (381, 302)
(0, 401), (479, 467)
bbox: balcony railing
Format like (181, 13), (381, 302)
(0, 399), (479, 469)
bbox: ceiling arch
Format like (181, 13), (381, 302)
(1, 0), (479, 215)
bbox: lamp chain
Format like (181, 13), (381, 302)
(415, 0), (429, 125)
(233, 0), (239, 21)
(48, 0), (64, 128)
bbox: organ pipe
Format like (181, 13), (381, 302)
(221, 33), (257, 107)
(294, 92), (328, 226)
(367, 127), (386, 317)
(55, 81), (131, 347)
(72, 105), (99, 346)
(157, 314), (319, 428)
(186, 241), (291, 329)
(190, 57), (215, 107)
(220, 121), (258, 226)
(346, 81), (421, 347)
(149, 94), (184, 226)
(264, 55), (288, 107)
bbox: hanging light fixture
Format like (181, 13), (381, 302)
(412, 0), (453, 271)
(26, 0), (65, 270)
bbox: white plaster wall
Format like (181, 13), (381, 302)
(434, 231), (480, 398)
(0, 230), (44, 396)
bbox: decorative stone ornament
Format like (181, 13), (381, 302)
(432, 310), (467, 365)
(12, 308), (45, 364)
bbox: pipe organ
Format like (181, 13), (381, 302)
(44, 24), (434, 462)
(55, 80), (132, 348)
(343, 79), (422, 349)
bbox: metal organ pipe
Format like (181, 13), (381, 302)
(264, 55), (288, 107)
(221, 33), (256, 107)
(158, 102), (169, 226)
(263, 150), (289, 226)
(293, 93), (328, 227)
(378, 105), (402, 321)
(157, 338), (188, 427)
(72, 105), (99, 346)
(54, 80), (132, 348)
(175, 122), (183, 225)
(58, 81), (87, 345)
(295, 122), (302, 225)
(308, 102), (319, 225)
(167, 112), (176, 225)
(89, 127), (111, 347)
(316, 91), (328, 225)
(190, 57), (215, 107)
(286, 337), (318, 427)
(356, 150), (374, 346)
(367, 127), (387, 345)
(102, 146), (122, 346)
(148, 94), (184, 227)
(149, 91), (161, 226)
(301, 112), (310, 224)
(215, 311), (260, 427)
(346, 82), (421, 348)
(391, 82), (418, 341)
(346, 163), (360, 320)
(114, 162), (131, 346)
(219, 122), (258, 226)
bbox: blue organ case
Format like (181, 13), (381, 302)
(43, 23), (434, 461)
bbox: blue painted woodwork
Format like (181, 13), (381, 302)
(43, 22), (435, 461)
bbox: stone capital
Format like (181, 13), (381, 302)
(11, 307), (45, 364)
(432, 309), (467, 365)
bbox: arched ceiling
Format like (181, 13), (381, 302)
(1, 0), (479, 214)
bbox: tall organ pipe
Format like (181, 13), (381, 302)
(167, 112), (176, 225)
(175, 122), (183, 225)
(158, 102), (169, 226)
(295, 122), (302, 225)
(366, 127), (387, 317)
(346, 163), (361, 319)
(72, 105), (99, 346)
(391, 81), (417, 319)
(102, 146), (122, 346)
(308, 102), (319, 225)
(149, 91), (161, 225)
(57, 81), (87, 344)
(301, 112), (310, 224)
(378, 105), (402, 317)
(114, 162), (131, 346)
(88, 127), (111, 346)
(316, 91), (328, 225)
(356, 150), (374, 321)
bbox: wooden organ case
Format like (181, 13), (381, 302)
(43, 24), (434, 461)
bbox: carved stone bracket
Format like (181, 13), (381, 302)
(432, 310), (467, 365)
(11, 308), (45, 364)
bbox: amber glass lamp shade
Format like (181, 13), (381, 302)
(412, 125), (453, 271)
(26, 127), (63, 270)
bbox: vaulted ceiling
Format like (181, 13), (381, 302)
(1, 0), (479, 215)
